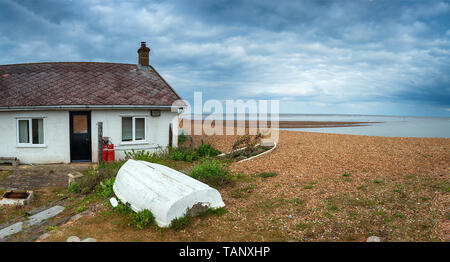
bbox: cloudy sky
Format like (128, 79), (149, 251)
(1, 0), (449, 116)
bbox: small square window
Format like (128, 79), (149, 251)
(17, 118), (44, 145)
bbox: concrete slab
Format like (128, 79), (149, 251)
(25, 205), (65, 227)
(0, 222), (23, 239)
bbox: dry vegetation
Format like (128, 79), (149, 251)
(38, 130), (449, 242)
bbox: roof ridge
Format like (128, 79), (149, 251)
(149, 65), (183, 102)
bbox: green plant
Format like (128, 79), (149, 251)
(43, 226), (59, 232)
(68, 161), (126, 195)
(184, 151), (198, 162)
(75, 205), (87, 214)
(131, 209), (156, 229)
(233, 173), (254, 183)
(198, 207), (228, 218)
(168, 148), (199, 162)
(169, 149), (185, 161)
(95, 177), (115, 199)
(170, 215), (191, 231)
(190, 159), (232, 188)
(394, 212), (405, 219)
(229, 184), (256, 198)
(68, 181), (79, 193)
(303, 185), (313, 189)
(295, 223), (309, 230)
(342, 173), (350, 177)
(112, 202), (157, 230)
(115, 202), (134, 216)
(178, 132), (187, 145)
(257, 172), (277, 178)
(328, 206), (339, 212)
(197, 143), (221, 157)
(124, 149), (168, 164)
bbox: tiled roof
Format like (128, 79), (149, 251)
(0, 62), (183, 107)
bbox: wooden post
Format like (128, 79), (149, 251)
(98, 122), (103, 164)
(189, 135), (194, 150)
(169, 123), (173, 148)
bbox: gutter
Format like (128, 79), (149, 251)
(0, 105), (185, 112)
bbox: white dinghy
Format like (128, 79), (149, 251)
(113, 159), (225, 227)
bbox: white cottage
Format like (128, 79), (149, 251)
(0, 42), (184, 164)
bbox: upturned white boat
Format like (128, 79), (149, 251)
(113, 159), (225, 227)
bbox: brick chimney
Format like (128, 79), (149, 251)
(137, 41), (150, 66)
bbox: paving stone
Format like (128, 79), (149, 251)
(366, 236), (381, 242)
(0, 164), (92, 189)
(25, 205), (65, 227)
(0, 222), (23, 239)
(67, 236), (81, 242)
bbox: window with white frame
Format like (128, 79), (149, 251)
(122, 116), (146, 142)
(17, 118), (44, 145)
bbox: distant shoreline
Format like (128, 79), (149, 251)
(179, 119), (381, 129)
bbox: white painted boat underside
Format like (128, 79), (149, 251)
(113, 159), (225, 227)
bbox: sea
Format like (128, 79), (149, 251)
(181, 113), (450, 138)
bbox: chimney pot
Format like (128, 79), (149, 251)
(137, 41), (150, 66)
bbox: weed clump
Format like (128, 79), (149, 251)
(190, 159), (232, 188)
(95, 177), (115, 199)
(178, 132), (187, 145)
(113, 202), (157, 230)
(198, 207), (228, 218)
(197, 143), (221, 157)
(257, 172), (277, 178)
(124, 149), (168, 164)
(69, 162), (124, 195)
(132, 209), (156, 229)
(170, 215), (191, 231)
(168, 148), (199, 162)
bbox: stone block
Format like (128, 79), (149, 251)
(68, 172), (84, 186)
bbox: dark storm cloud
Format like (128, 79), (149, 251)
(0, 0), (449, 116)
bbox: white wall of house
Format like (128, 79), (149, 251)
(0, 110), (71, 164)
(0, 109), (179, 164)
(91, 109), (179, 162)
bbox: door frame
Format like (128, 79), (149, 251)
(69, 111), (92, 162)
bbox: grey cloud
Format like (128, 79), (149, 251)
(0, 0), (449, 116)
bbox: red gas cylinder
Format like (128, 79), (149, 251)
(107, 144), (115, 162)
(102, 145), (108, 162)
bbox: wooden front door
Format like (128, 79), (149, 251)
(70, 111), (92, 162)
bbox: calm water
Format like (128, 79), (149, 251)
(183, 114), (450, 138)
(286, 116), (450, 138)
(278, 114), (450, 138)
